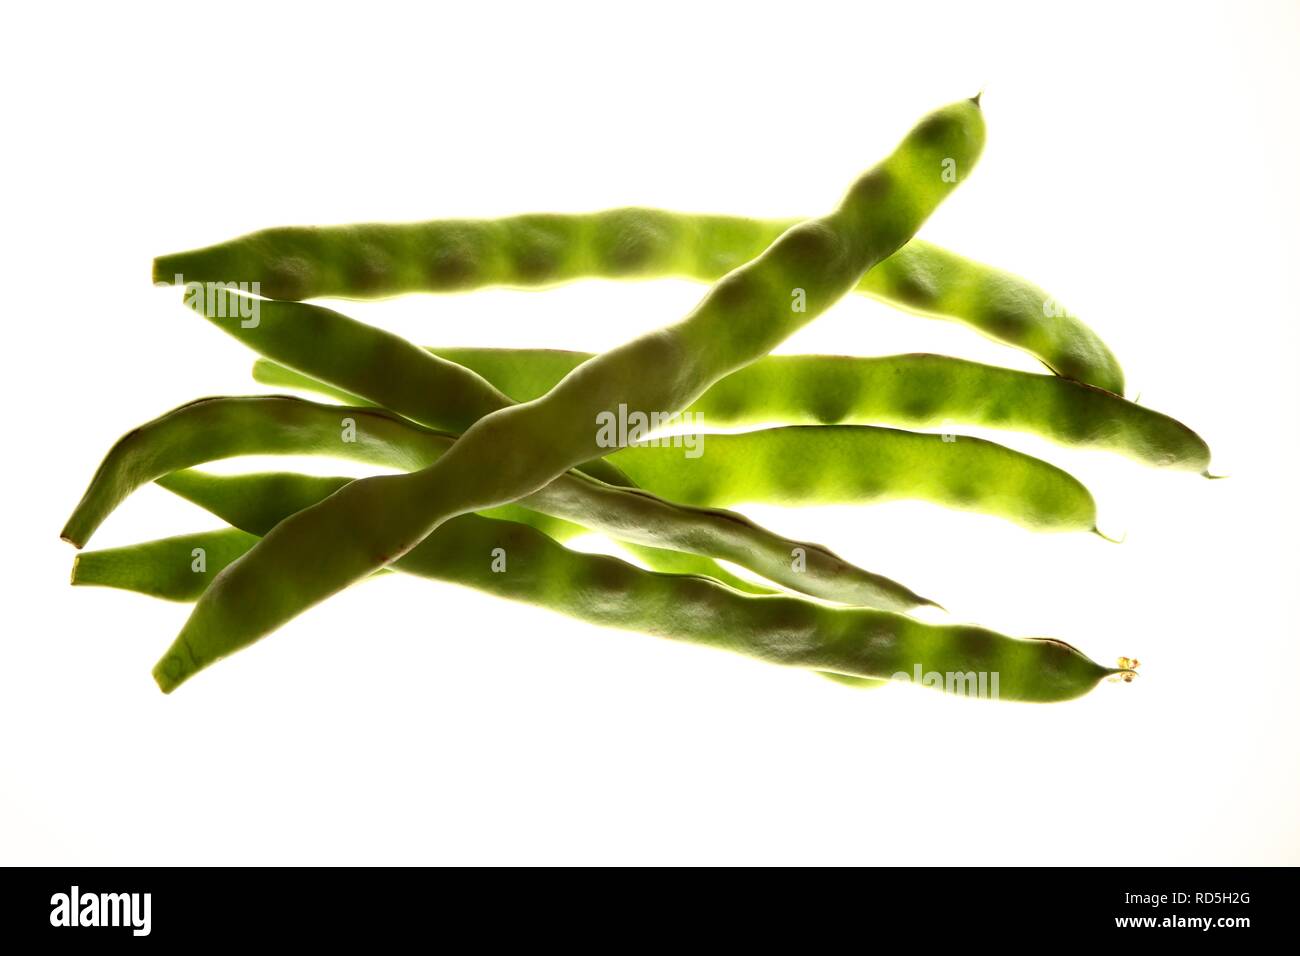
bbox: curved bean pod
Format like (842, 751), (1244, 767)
(74, 523), (1131, 702)
(60, 396), (930, 609)
(60, 396), (442, 547)
(156, 221), (1121, 394)
(256, 347), (1209, 471)
(153, 97), (988, 691)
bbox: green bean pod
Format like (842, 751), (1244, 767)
(71, 528), (265, 602)
(256, 347), (1209, 471)
(610, 426), (1100, 533)
(151, 97), (988, 691)
(155, 219), (1121, 394)
(59, 396), (933, 610)
(74, 522), (1132, 702)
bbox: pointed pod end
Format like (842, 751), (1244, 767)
(906, 597), (949, 624)
(969, 90), (983, 108)
(1092, 525), (1127, 544)
(1202, 470), (1229, 480)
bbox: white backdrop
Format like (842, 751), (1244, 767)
(3, 0), (1298, 865)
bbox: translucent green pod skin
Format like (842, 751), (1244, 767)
(75, 522), (1131, 702)
(157, 219), (1124, 392)
(71, 528), (263, 602)
(59, 394), (933, 611)
(156, 213), (1120, 395)
(608, 426), (1099, 533)
(265, 347), (1199, 471)
(682, 353), (1201, 470)
(152, 98), (988, 692)
(863, 241), (1122, 391)
(59, 396), (448, 548)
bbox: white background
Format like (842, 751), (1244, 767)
(3, 0), (1298, 865)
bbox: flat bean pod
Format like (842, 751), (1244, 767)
(71, 528), (264, 602)
(256, 347), (1209, 471)
(60, 396), (930, 609)
(610, 426), (1100, 533)
(74, 522), (1131, 702)
(156, 219), (1121, 394)
(152, 97), (988, 691)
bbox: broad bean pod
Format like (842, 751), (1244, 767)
(151, 97), (988, 691)
(256, 347), (1209, 472)
(73, 519), (1131, 702)
(155, 215), (1120, 393)
(59, 396), (931, 610)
